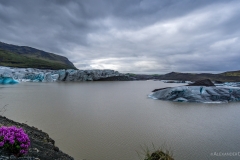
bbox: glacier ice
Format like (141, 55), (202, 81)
(0, 77), (19, 84)
(149, 86), (240, 103)
(0, 66), (123, 84)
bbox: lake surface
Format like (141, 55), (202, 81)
(1, 81), (240, 160)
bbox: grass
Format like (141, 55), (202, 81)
(144, 150), (174, 160)
(125, 73), (136, 76)
(138, 144), (174, 160)
(222, 71), (240, 77)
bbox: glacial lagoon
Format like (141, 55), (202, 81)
(1, 81), (240, 160)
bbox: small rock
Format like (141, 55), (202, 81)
(53, 147), (59, 152)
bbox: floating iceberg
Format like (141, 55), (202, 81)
(0, 77), (19, 84)
(149, 86), (240, 103)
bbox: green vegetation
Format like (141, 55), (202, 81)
(221, 71), (240, 77)
(144, 150), (174, 160)
(125, 73), (136, 76)
(0, 49), (75, 70)
(138, 144), (174, 160)
(0, 41), (76, 70)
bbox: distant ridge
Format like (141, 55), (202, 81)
(0, 41), (76, 70)
(126, 71), (240, 82)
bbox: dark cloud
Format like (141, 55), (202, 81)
(0, 0), (240, 73)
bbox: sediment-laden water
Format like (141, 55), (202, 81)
(1, 81), (240, 160)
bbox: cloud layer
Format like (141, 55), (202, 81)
(0, 0), (240, 73)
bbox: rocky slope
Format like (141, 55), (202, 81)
(0, 42), (76, 70)
(0, 116), (74, 160)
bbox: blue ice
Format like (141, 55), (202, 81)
(0, 77), (19, 84)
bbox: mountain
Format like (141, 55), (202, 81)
(0, 41), (76, 70)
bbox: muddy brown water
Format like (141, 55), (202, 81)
(1, 81), (240, 160)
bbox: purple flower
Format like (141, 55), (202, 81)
(0, 141), (4, 147)
(9, 139), (15, 144)
(0, 126), (30, 156)
(20, 149), (26, 154)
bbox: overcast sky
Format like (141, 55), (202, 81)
(0, 0), (240, 73)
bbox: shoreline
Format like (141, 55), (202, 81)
(0, 115), (74, 160)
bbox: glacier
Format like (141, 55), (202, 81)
(0, 77), (19, 84)
(0, 66), (124, 84)
(149, 86), (240, 103)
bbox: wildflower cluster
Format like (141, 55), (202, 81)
(0, 126), (30, 156)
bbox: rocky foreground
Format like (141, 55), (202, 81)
(0, 116), (74, 160)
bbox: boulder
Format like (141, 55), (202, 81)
(187, 79), (215, 86)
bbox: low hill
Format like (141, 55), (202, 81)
(220, 70), (240, 77)
(159, 72), (240, 82)
(0, 41), (76, 70)
(127, 71), (240, 82)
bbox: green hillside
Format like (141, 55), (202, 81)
(221, 71), (240, 77)
(0, 49), (75, 70)
(0, 41), (76, 69)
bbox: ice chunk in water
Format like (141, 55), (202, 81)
(0, 77), (19, 84)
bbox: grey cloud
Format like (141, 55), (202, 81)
(0, 0), (240, 73)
